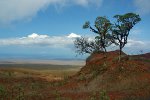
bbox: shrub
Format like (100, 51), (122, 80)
(0, 85), (8, 99)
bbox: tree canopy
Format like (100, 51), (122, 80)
(112, 13), (141, 56)
(75, 16), (113, 55)
(74, 13), (141, 58)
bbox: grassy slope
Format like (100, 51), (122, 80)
(70, 51), (150, 100)
(0, 51), (150, 100)
(0, 64), (81, 100)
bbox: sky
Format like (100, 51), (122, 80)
(0, 0), (150, 60)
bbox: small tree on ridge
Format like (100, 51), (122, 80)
(74, 16), (113, 55)
(112, 13), (141, 60)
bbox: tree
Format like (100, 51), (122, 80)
(112, 13), (141, 59)
(74, 16), (113, 55)
(74, 37), (103, 55)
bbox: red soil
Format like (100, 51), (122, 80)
(0, 50), (150, 100)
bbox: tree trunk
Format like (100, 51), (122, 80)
(119, 45), (122, 62)
(104, 47), (107, 58)
(104, 47), (107, 53)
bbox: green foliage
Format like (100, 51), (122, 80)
(90, 91), (97, 100)
(0, 71), (14, 78)
(92, 70), (100, 78)
(14, 84), (25, 100)
(53, 90), (61, 100)
(91, 63), (108, 79)
(112, 13), (141, 57)
(83, 21), (90, 29)
(85, 16), (113, 53)
(99, 90), (110, 100)
(90, 90), (110, 100)
(75, 13), (141, 59)
(0, 85), (8, 100)
(63, 73), (69, 84)
(94, 16), (112, 35)
(78, 74), (86, 81)
(30, 82), (44, 90)
(0, 84), (26, 100)
(75, 16), (113, 55)
(27, 92), (44, 100)
(74, 37), (104, 55)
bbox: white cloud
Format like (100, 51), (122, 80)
(134, 0), (150, 15)
(0, 33), (149, 54)
(109, 39), (150, 54)
(67, 33), (81, 38)
(0, 0), (103, 25)
(126, 39), (145, 47)
(0, 0), (51, 25)
(27, 33), (49, 39)
(108, 37), (150, 51)
(123, 39), (150, 54)
(0, 33), (81, 48)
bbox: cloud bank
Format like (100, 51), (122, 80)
(0, 33), (149, 54)
(0, 33), (80, 48)
(134, 0), (150, 15)
(0, 0), (103, 25)
(124, 39), (150, 54)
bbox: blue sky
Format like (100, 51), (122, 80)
(0, 0), (150, 59)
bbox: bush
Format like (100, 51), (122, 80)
(0, 85), (8, 99)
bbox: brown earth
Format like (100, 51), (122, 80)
(0, 50), (150, 100)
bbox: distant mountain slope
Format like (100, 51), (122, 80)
(132, 52), (150, 59)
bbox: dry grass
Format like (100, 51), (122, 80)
(0, 64), (82, 100)
(0, 51), (150, 99)
(0, 64), (81, 81)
